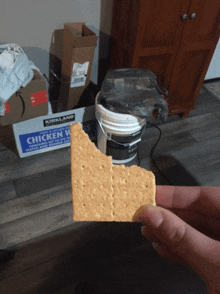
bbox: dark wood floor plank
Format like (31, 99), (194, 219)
(158, 165), (200, 187)
(0, 147), (19, 167)
(142, 113), (219, 141)
(182, 159), (220, 186)
(162, 112), (219, 134)
(0, 201), (75, 249)
(0, 182), (72, 226)
(190, 94), (220, 118)
(213, 110), (220, 119)
(203, 177), (220, 187)
(188, 103), (220, 119)
(171, 135), (220, 162)
(140, 131), (197, 160)
(189, 121), (220, 142)
(0, 181), (17, 203)
(0, 147), (70, 184)
(0, 222), (91, 280)
(13, 165), (71, 198)
(170, 136), (220, 186)
(141, 118), (220, 186)
(140, 154), (201, 186)
(195, 85), (220, 104)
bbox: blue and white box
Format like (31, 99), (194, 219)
(12, 105), (96, 158)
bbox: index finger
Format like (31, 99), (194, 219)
(156, 185), (220, 215)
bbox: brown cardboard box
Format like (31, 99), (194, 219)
(0, 70), (48, 126)
(58, 22), (98, 110)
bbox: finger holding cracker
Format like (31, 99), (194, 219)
(70, 122), (156, 222)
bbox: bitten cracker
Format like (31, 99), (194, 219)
(70, 122), (156, 222)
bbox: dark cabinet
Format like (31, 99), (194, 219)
(109, 0), (220, 117)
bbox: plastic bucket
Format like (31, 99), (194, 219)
(95, 92), (146, 165)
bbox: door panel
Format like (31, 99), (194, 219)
(132, 0), (191, 90)
(168, 0), (220, 112)
(140, 1), (187, 48)
(169, 49), (210, 106)
(182, 0), (220, 43)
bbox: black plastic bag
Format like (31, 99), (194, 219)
(98, 68), (169, 122)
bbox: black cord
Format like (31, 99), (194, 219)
(146, 121), (172, 185)
(16, 92), (25, 118)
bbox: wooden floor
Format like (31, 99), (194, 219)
(1, 81), (220, 294)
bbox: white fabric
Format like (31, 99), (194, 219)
(0, 43), (40, 116)
(0, 50), (15, 68)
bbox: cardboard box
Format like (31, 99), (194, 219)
(58, 23), (98, 111)
(0, 70), (49, 126)
(1, 105), (96, 158)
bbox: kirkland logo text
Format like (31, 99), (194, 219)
(43, 114), (75, 127)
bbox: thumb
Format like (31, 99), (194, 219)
(133, 205), (220, 280)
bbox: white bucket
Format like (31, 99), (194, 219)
(95, 92), (146, 165)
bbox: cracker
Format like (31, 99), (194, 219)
(112, 165), (156, 222)
(70, 122), (113, 221)
(70, 122), (156, 222)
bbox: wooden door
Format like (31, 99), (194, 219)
(131, 0), (191, 88)
(168, 0), (220, 116)
(110, 0), (191, 87)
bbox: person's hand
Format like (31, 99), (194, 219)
(132, 186), (220, 294)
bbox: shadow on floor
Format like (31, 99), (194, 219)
(0, 250), (16, 276)
(151, 155), (200, 186)
(3, 220), (207, 294)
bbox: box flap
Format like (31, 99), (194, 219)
(63, 23), (98, 48)
(65, 22), (85, 36)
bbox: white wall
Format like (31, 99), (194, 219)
(0, 0), (106, 84)
(205, 38), (220, 80)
